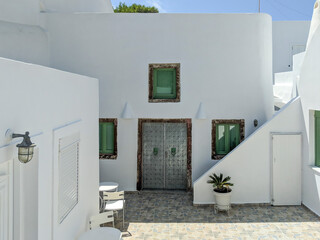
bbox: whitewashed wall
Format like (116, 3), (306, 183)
(0, 21), (49, 66)
(273, 21), (310, 75)
(194, 97), (304, 204)
(298, 26), (320, 216)
(0, 0), (113, 25)
(0, 0), (40, 25)
(44, 13), (274, 190)
(43, 0), (114, 13)
(0, 57), (99, 240)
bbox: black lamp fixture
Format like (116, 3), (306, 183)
(9, 131), (36, 164)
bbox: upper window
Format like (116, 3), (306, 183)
(212, 119), (245, 159)
(99, 118), (117, 159)
(149, 63), (180, 103)
(315, 111), (320, 167)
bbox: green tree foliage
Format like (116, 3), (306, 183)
(114, 2), (159, 13)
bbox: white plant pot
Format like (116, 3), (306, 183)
(213, 191), (232, 211)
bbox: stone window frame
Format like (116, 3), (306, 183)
(212, 119), (245, 160)
(148, 63), (181, 103)
(99, 118), (118, 160)
(137, 118), (192, 191)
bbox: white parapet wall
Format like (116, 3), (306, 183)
(193, 97), (304, 204)
(0, 57), (99, 240)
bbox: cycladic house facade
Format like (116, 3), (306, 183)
(0, 0), (317, 239)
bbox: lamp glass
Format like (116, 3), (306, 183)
(18, 144), (36, 163)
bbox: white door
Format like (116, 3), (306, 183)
(272, 134), (301, 205)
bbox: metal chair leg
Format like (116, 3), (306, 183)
(122, 208), (124, 229)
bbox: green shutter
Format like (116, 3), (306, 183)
(153, 68), (176, 99)
(229, 124), (240, 151)
(216, 124), (227, 154)
(216, 123), (241, 156)
(315, 111), (320, 167)
(99, 122), (114, 154)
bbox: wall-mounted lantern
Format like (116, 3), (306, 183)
(254, 119), (258, 127)
(6, 130), (36, 163)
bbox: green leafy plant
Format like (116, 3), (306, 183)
(114, 2), (159, 13)
(207, 173), (234, 193)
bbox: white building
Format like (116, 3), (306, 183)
(0, 0), (318, 239)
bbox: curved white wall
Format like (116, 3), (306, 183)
(45, 13), (274, 190)
(298, 26), (320, 216)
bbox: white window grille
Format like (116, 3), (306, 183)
(58, 133), (80, 223)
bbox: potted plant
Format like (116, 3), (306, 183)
(207, 173), (234, 213)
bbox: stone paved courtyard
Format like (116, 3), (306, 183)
(112, 191), (320, 240)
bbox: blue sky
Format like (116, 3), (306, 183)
(110, 0), (315, 21)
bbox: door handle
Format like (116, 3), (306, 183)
(171, 148), (176, 156)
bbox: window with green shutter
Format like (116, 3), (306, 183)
(153, 68), (176, 99)
(149, 63), (180, 103)
(99, 119), (117, 159)
(212, 119), (244, 159)
(215, 124), (240, 155)
(315, 111), (320, 167)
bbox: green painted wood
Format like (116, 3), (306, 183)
(229, 124), (240, 151)
(153, 68), (176, 99)
(315, 111), (320, 167)
(99, 122), (114, 154)
(315, 111), (320, 118)
(216, 123), (240, 155)
(216, 124), (227, 154)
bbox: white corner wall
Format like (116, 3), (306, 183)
(299, 26), (320, 216)
(0, 57), (99, 240)
(44, 13), (274, 190)
(194, 97), (304, 204)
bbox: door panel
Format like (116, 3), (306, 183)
(142, 122), (187, 190)
(142, 123), (164, 189)
(165, 123), (187, 189)
(272, 134), (301, 205)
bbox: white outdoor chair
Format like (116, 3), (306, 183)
(89, 211), (115, 229)
(103, 191), (125, 228)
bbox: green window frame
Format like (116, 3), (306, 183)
(216, 124), (240, 155)
(315, 111), (320, 167)
(99, 118), (117, 159)
(212, 119), (245, 159)
(153, 68), (177, 99)
(149, 63), (180, 103)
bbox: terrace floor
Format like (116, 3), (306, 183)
(113, 191), (320, 240)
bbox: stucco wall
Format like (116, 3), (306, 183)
(0, 0), (39, 25)
(0, 21), (49, 66)
(299, 26), (320, 216)
(194, 97), (304, 204)
(273, 21), (310, 75)
(43, 0), (114, 13)
(0, 57), (99, 240)
(44, 13), (274, 190)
